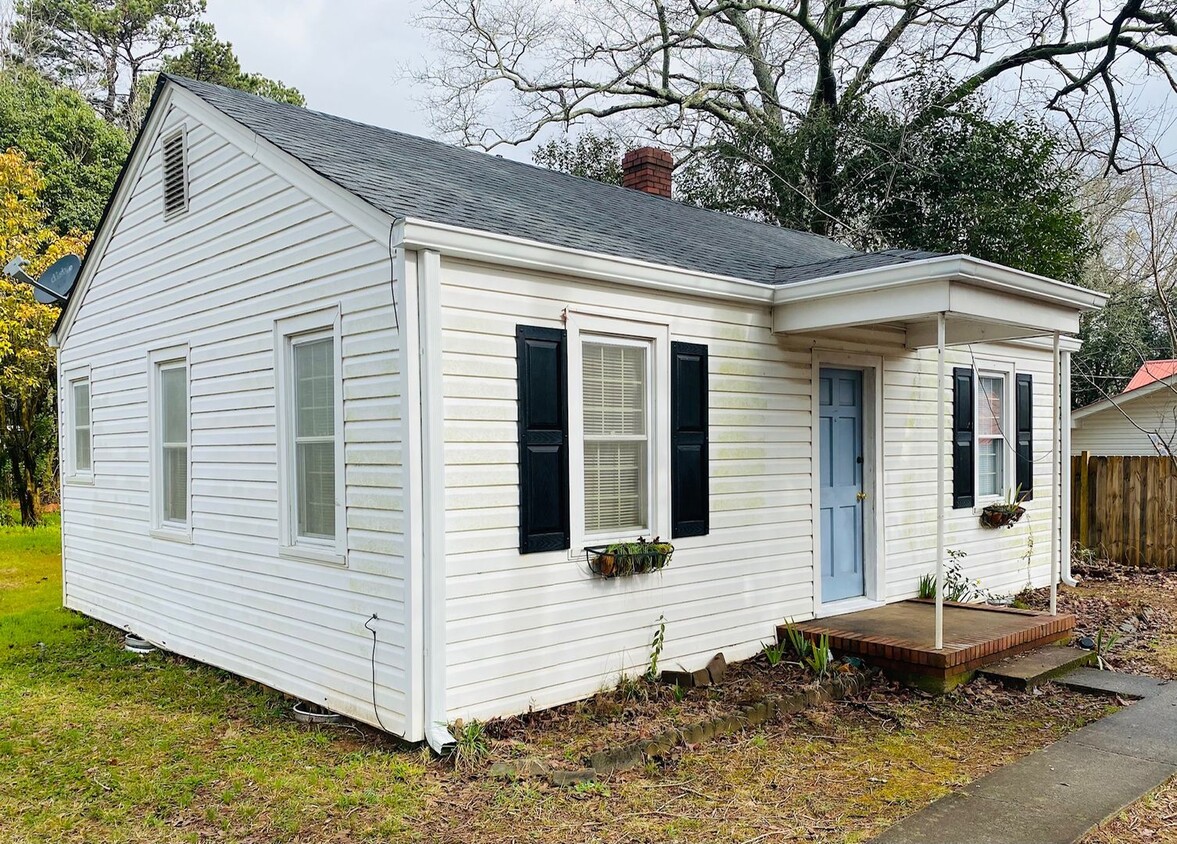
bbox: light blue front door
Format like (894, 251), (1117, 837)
(819, 368), (865, 603)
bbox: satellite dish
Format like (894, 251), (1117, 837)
(32, 254), (81, 304)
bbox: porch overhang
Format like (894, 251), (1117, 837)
(771, 255), (1107, 347)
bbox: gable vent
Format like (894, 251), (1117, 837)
(162, 129), (188, 218)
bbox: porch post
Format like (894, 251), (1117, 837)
(1050, 332), (1061, 615)
(935, 313), (946, 650)
(1061, 349), (1076, 586)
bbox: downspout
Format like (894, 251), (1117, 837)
(417, 248), (456, 755)
(935, 313), (946, 650)
(1060, 348), (1078, 586)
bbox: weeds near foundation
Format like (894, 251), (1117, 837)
(781, 619), (813, 661)
(449, 720), (489, 773)
(762, 640), (787, 667)
(616, 673), (650, 703)
(645, 614), (666, 681)
(804, 633), (833, 680)
(672, 682), (687, 703)
(917, 573), (936, 599)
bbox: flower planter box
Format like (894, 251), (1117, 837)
(585, 541), (674, 578)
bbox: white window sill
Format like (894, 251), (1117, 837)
(280, 544), (347, 567)
(150, 528), (192, 544)
(64, 476), (94, 486)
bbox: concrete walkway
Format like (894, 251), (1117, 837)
(871, 675), (1177, 844)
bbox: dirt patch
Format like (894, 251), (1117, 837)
(1018, 558), (1177, 678)
(478, 649), (854, 769)
(1082, 776), (1177, 843)
(421, 678), (1114, 844)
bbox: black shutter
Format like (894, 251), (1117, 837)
(516, 325), (569, 553)
(671, 342), (709, 538)
(952, 367), (975, 509)
(1015, 373), (1034, 501)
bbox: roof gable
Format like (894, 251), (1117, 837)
(165, 75), (861, 285)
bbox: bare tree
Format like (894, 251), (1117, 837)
(418, 0), (1177, 236)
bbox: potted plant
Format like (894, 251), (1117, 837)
(586, 537), (674, 577)
(980, 485), (1027, 529)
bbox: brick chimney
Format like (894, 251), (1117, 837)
(621, 146), (674, 198)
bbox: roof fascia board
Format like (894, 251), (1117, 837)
(1072, 373), (1177, 421)
(55, 84), (178, 346)
(399, 218), (776, 305)
(773, 255), (1108, 312)
(169, 85), (396, 242)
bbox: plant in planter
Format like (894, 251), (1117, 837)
(586, 537), (674, 578)
(980, 485), (1027, 529)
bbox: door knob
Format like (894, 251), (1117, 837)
(856, 491), (868, 502)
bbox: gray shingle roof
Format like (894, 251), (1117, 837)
(773, 249), (944, 284)
(168, 75), (888, 286)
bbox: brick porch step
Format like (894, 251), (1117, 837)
(976, 645), (1096, 690)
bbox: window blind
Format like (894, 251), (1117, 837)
(582, 342), (648, 534)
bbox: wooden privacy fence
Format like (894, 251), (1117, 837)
(1073, 452), (1177, 569)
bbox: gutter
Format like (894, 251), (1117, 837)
(772, 255), (1109, 312)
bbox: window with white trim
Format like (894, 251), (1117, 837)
(153, 357), (189, 529)
(293, 335), (336, 541)
(69, 376), (92, 476)
(582, 339), (651, 535)
(276, 309), (344, 563)
(976, 372), (1010, 499)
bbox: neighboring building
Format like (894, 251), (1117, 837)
(51, 75), (1105, 749)
(1071, 361), (1177, 457)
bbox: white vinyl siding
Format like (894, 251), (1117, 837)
(292, 335), (336, 542)
(56, 101), (409, 735)
(159, 362), (189, 525)
(582, 340), (649, 535)
(438, 257), (1064, 723)
(70, 377), (92, 476)
(976, 373), (1007, 498)
(1072, 388), (1177, 456)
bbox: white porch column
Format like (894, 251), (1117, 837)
(935, 313), (946, 650)
(1061, 349), (1077, 586)
(1050, 332), (1061, 615)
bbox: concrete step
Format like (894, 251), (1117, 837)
(976, 646), (1096, 690)
(1056, 667), (1173, 700)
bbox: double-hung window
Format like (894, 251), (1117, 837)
(582, 339), (651, 535)
(976, 372), (1010, 500)
(68, 374), (92, 480)
(150, 350), (190, 537)
(276, 310), (344, 565)
(565, 313), (671, 549)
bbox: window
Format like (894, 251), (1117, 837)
(162, 128), (188, 218)
(69, 376), (92, 477)
(150, 353), (189, 533)
(293, 336), (336, 541)
(582, 340), (650, 535)
(276, 309), (344, 564)
(976, 373), (1009, 499)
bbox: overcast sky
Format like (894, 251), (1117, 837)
(205, 0), (467, 147)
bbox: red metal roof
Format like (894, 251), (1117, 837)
(1123, 360), (1177, 393)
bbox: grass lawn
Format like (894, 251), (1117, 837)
(0, 521), (1118, 843)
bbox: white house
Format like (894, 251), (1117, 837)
(1071, 360), (1177, 456)
(51, 75), (1106, 751)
